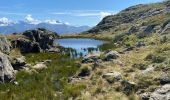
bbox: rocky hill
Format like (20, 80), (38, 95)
(83, 0), (170, 39)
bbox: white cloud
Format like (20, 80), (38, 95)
(100, 12), (112, 18)
(0, 17), (13, 26)
(25, 14), (41, 24)
(64, 22), (70, 25)
(0, 15), (72, 26)
(51, 10), (115, 19)
(44, 20), (63, 24)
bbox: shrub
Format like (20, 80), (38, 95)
(78, 66), (91, 77)
(145, 53), (166, 63)
(156, 43), (170, 53)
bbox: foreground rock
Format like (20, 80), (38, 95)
(104, 50), (120, 61)
(82, 52), (101, 63)
(31, 60), (51, 70)
(0, 36), (11, 54)
(11, 56), (26, 70)
(150, 84), (170, 100)
(103, 71), (122, 83)
(0, 52), (15, 83)
(11, 38), (41, 53)
(159, 73), (170, 85)
(11, 28), (59, 53)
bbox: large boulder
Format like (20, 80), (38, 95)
(11, 38), (41, 53)
(22, 28), (59, 50)
(0, 36), (11, 54)
(149, 84), (170, 100)
(11, 28), (59, 53)
(0, 52), (15, 83)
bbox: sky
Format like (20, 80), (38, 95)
(0, 0), (163, 26)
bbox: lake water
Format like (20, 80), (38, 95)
(55, 38), (106, 58)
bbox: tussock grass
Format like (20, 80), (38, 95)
(0, 53), (83, 99)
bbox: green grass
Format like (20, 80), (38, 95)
(0, 53), (84, 100)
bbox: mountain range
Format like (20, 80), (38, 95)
(0, 16), (91, 35)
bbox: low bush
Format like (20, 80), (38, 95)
(145, 53), (166, 63)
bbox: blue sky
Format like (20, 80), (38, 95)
(0, 0), (162, 26)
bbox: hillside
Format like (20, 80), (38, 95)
(79, 0), (169, 40)
(61, 0), (170, 99)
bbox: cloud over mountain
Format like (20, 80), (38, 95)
(0, 17), (13, 26)
(0, 15), (90, 34)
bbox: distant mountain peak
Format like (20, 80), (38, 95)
(0, 16), (91, 34)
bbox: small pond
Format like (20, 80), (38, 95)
(55, 38), (109, 58)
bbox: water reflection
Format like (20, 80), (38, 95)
(56, 38), (107, 58)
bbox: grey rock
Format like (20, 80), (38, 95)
(150, 84), (170, 100)
(136, 41), (145, 47)
(82, 52), (101, 63)
(11, 28), (59, 53)
(47, 48), (60, 53)
(103, 71), (122, 82)
(160, 19), (170, 34)
(159, 73), (170, 85)
(128, 26), (139, 35)
(104, 50), (120, 61)
(0, 36), (11, 54)
(0, 52), (15, 83)
(22, 28), (58, 50)
(141, 8), (164, 19)
(31, 62), (47, 70)
(140, 92), (151, 100)
(11, 56), (26, 70)
(121, 80), (137, 94)
(142, 66), (154, 75)
(11, 38), (41, 53)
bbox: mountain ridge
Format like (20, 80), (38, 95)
(0, 18), (91, 35)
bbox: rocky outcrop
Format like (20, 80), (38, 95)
(160, 19), (170, 34)
(0, 52), (15, 83)
(86, 1), (167, 34)
(0, 36), (11, 54)
(82, 50), (120, 63)
(11, 38), (41, 53)
(11, 28), (59, 53)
